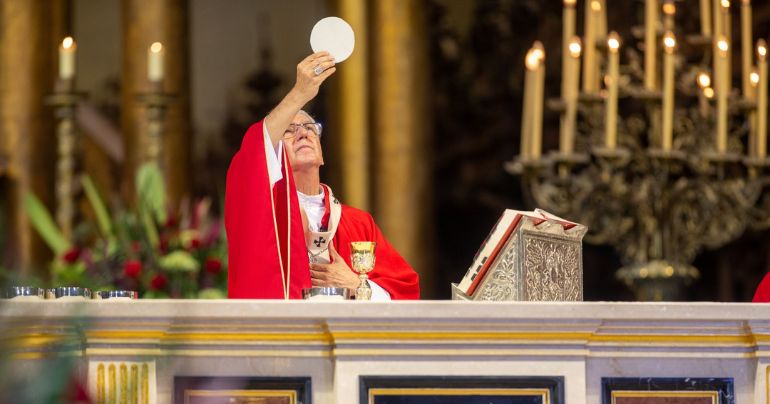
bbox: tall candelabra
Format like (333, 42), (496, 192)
(507, 0), (770, 300)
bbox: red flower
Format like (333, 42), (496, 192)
(123, 260), (142, 278)
(204, 257), (222, 274)
(61, 248), (81, 264)
(164, 215), (178, 229)
(188, 238), (201, 250)
(159, 237), (169, 254)
(150, 274), (168, 290)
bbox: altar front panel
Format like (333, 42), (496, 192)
(1, 301), (768, 403)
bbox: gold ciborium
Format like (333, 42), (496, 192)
(350, 241), (376, 301)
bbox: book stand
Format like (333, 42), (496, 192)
(452, 216), (587, 301)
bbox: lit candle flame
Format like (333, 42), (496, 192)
(564, 0), (576, 5)
(568, 38), (582, 58)
(721, 0), (730, 8)
(704, 87), (715, 98)
(150, 42), (163, 53)
(62, 36), (75, 49)
(717, 39), (729, 53)
(663, 32), (676, 51)
(607, 32), (621, 52)
(759, 40), (768, 61)
(697, 73), (712, 88)
(750, 71), (759, 86)
(525, 50), (541, 71)
(662, 2), (676, 15)
(591, 0), (601, 11)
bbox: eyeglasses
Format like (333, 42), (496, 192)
(283, 122), (323, 139)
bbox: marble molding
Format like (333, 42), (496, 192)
(1, 300), (770, 403)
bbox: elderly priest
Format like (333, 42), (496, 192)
(225, 52), (420, 300)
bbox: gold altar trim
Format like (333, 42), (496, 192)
(611, 390), (718, 403)
(86, 330), (331, 342)
(86, 348), (331, 358)
(333, 348), (589, 357)
(184, 389), (296, 404)
(368, 387), (549, 404)
(334, 330), (755, 345)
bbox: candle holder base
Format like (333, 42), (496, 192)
(685, 34), (713, 48)
(732, 98), (757, 113)
(578, 92), (605, 104)
(504, 157), (549, 175)
(546, 98), (566, 113)
(647, 148), (687, 161)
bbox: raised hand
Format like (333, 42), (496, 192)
(292, 52), (337, 104)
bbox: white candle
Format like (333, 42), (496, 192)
(59, 37), (76, 80)
(700, 0), (712, 36)
(605, 33), (621, 149)
(740, 0), (753, 97)
(757, 40), (767, 158)
(531, 42), (546, 159)
(662, 32), (676, 151)
(716, 38), (729, 153)
(520, 49), (536, 159)
(583, 0), (600, 93)
(148, 42), (164, 82)
(645, 0), (658, 90)
(562, 0), (576, 97)
(697, 72), (712, 117)
(561, 37), (582, 155)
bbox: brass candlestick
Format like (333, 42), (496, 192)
(46, 79), (86, 240)
(350, 241), (376, 301)
(136, 81), (174, 166)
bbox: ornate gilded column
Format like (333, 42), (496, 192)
(372, 0), (434, 296)
(0, 0), (65, 272)
(121, 0), (190, 205)
(334, 0), (370, 211)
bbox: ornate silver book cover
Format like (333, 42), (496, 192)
(453, 216), (587, 301)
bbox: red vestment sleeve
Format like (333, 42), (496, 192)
(225, 121), (310, 299)
(753, 272), (770, 302)
(333, 206), (420, 300)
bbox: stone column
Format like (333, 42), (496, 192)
(121, 0), (190, 205)
(371, 0), (434, 296)
(0, 0), (66, 272)
(333, 0), (370, 211)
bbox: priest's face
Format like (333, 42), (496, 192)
(284, 112), (324, 171)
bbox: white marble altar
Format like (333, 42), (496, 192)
(1, 300), (769, 403)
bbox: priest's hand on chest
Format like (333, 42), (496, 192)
(309, 244), (359, 291)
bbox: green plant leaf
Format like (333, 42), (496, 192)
(81, 175), (113, 238)
(158, 251), (200, 273)
(197, 288), (226, 299)
(23, 193), (69, 255)
(136, 163), (166, 223)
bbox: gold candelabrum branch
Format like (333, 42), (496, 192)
(46, 78), (87, 241)
(507, 1), (770, 300)
(136, 81), (173, 167)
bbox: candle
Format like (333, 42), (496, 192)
(645, 0), (658, 90)
(562, 0), (576, 97)
(561, 37), (582, 155)
(757, 40), (767, 158)
(662, 32), (676, 151)
(663, 1), (676, 32)
(721, 0), (733, 96)
(605, 33), (621, 150)
(748, 67), (759, 155)
(520, 48), (536, 159)
(148, 42), (164, 82)
(531, 42), (546, 159)
(716, 37), (729, 153)
(740, 0), (753, 97)
(582, 0), (599, 92)
(700, 0), (712, 36)
(59, 37), (76, 80)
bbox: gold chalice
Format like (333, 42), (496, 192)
(350, 241), (376, 301)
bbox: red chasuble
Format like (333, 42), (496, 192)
(225, 120), (420, 300)
(753, 272), (770, 302)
